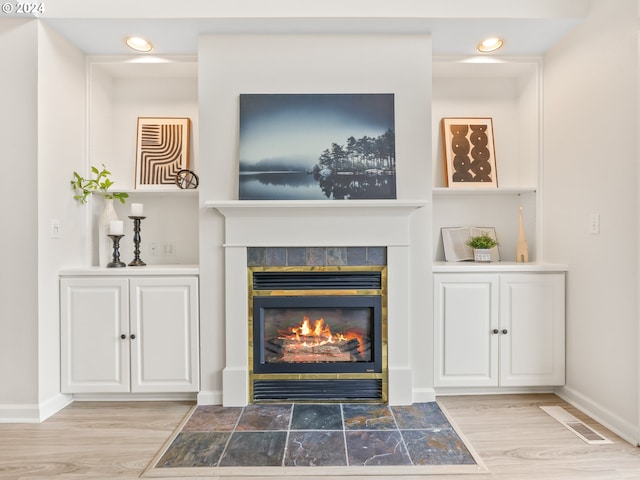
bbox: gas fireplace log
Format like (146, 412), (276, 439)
(281, 351), (351, 362)
(264, 338), (284, 355)
(339, 338), (361, 354)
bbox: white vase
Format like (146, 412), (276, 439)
(473, 248), (492, 262)
(98, 198), (119, 267)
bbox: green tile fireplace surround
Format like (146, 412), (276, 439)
(247, 246), (386, 267)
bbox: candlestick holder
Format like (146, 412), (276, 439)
(128, 216), (146, 266)
(107, 234), (126, 268)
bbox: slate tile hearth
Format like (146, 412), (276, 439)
(156, 402), (476, 469)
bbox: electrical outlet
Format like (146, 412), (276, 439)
(150, 242), (176, 256)
(165, 242), (176, 256)
(589, 213), (600, 234)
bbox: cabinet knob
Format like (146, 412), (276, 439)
(120, 334), (126, 340)
(130, 334), (136, 340)
(492, 329), (499, 334)
(502, 329), (508, 335)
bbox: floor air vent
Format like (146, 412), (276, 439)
(540, 406), (612, 445)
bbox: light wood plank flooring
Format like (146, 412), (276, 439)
(0, 394), (638, 479)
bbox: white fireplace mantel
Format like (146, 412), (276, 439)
(206, 199), (429, 406)
(205, 199), (428, 247)
(205, 199), (427, 212)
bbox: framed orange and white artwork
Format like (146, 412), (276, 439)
(441, 117), (497, 188)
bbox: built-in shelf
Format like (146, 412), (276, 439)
(59, 265), (200, 276)
(87, 56), (200, 267)
(118, 188), (199, 195)
(431, 56), (541, 263)
(432, 187), (536, 196)
(432, 261), (567, 273)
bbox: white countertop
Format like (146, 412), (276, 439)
(433, 261), (568, 273)
(59, 265), (199, 276)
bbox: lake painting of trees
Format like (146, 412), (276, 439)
(239, 93), (396, 200)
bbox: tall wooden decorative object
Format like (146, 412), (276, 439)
(516, 206), (529, 262)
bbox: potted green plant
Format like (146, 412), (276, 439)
(70, 165), (128, 267)
(466, 232), (499, 262)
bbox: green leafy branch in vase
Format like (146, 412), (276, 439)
(70, 164), (129, 204)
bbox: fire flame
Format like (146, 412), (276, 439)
(279, 316), (364, 355)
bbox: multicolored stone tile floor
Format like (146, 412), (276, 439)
(156, 402), (476, 469)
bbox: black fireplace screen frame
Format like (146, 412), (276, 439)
(252, 295), (383, 375)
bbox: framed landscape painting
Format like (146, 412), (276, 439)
(441, 117), (497, 188)
(239, 93), (396, 200)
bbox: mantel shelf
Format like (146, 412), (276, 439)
(205, 199), (428, 217)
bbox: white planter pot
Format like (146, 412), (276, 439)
(473, 248), (492, 262)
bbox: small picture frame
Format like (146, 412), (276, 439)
(135, 117), (191, 189)
(441, 117), (497, 188)
(441, 226), (500, 262)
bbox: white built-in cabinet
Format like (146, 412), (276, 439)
(60, 271), (199, 394)
(431, 57), (568, 391)
(433, 270), (565, 389)
(58, 57), (202, 399)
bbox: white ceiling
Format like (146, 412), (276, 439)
(40, 16), (584, 57)
(19, 0), (589, 57)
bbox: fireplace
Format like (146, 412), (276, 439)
(249, 267), (387, 402)
(207, 200), (427, 406)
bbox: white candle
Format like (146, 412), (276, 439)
(131, 203), (144, 216)
(109, 220), (124, 235)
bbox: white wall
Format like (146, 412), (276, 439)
(0, 19), (85, 421)
(197, 33), (432, 403)
(544, 0), (639, 443)
(36, 24), (87, 418)
(0, 19), (39, 416)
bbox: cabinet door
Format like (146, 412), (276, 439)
(129, 277), (199, 392)
(499, 274), (565, 386)
(60, 277), (130, 393)
(434, 274), (499, 387)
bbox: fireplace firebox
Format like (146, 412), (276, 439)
(249, 267), (387, 402)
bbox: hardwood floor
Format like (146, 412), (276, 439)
(0, 394), (638, 479)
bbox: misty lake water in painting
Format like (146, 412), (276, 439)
(239, 94), (396, 200)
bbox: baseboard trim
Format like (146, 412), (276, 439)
(70, 392), (197, 402)
(0, 393), (72, 423)
(412, 387), (437, 404)
(197, 389), (222, 405)
(555, 385), (639, 446)
(435, 386), (554, 396)
(0, 403), (41, 423)
(39, 393), (73, 421)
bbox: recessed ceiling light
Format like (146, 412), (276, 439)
(125, 36), (153, 53)
(477, 37), (504, 53)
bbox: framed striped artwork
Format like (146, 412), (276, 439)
(135, 117), (191, 189)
